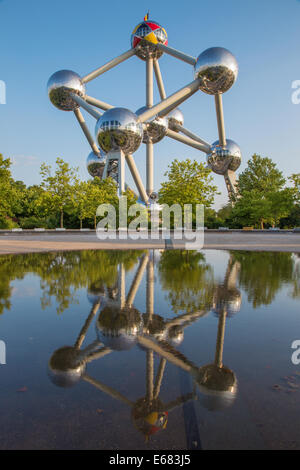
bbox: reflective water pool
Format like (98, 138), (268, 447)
(0, 249), (299, 450)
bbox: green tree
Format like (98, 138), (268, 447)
(0, 155), (18, 227)
(38, 158), (79, 228)
(232, 155), (290, 229)
(237, 154), (286, 195)
(268, 189), (294, 227)
(85, 177), (118, 229)
(289, 173), (300, 204)
(73, 180), (89, 229)
(230, 190), (269, 228)
(159, 159), (218, 208)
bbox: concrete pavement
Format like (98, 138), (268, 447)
(0, 231), (299, 254)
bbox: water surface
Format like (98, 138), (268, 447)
(0, 249), (299, 450)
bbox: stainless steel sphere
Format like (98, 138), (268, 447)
(136, 107), (168, 144)
(149, 191), (159, 202)
(167, 108), (184, 132)
(95, 107), (143, 155)
(194, 47), (238, 95)
(86, 150), (106, 178)
(131, 20), (168, 60)
(207, 139), (242, 175)
(47, 70), (85, 111)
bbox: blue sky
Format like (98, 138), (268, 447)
(0, 0), (299, 208)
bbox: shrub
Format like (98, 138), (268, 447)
(20, 217), (47, 229)
(0, 217), (19, 229)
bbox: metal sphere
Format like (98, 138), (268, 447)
(47, 70), (85, 111)
(149, 191), (159, 202)
(136, 107), (168, 144)
(207, 139), (242, 175)
(194, 47), (238, 95)
(86, 150), (106, 178)
(95, 107), (143, 155)
(131, 20), (168, 60)
(167, 108), (184, 132)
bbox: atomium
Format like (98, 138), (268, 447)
(48, 15), (242, 203)
(96, 305), (143, 351)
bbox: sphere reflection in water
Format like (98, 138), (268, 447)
(195, 364), (237, 411)
(47, 70), (85, 111)
(48, 346), (86, 388)
(212, 285), (242, 317)
(132, 398), (168, 438)
(96, 305), (143, 351)
(167, 325), (184, 347)
(142, 313), (167, 341)
(95, 108), (143, 155)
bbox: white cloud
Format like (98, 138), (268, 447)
(10, 155), (40, 167)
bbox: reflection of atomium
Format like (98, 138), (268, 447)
(48, 251), (241, 444)
(48, 14), (242, 203)
(48, 346), (86, 388)
(212, 286), (242, 317)
(96, 305), (143, 351)
(212, 256), (242, 318)
(132, 398), (168, 439)
(196, 364), (237, 411)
